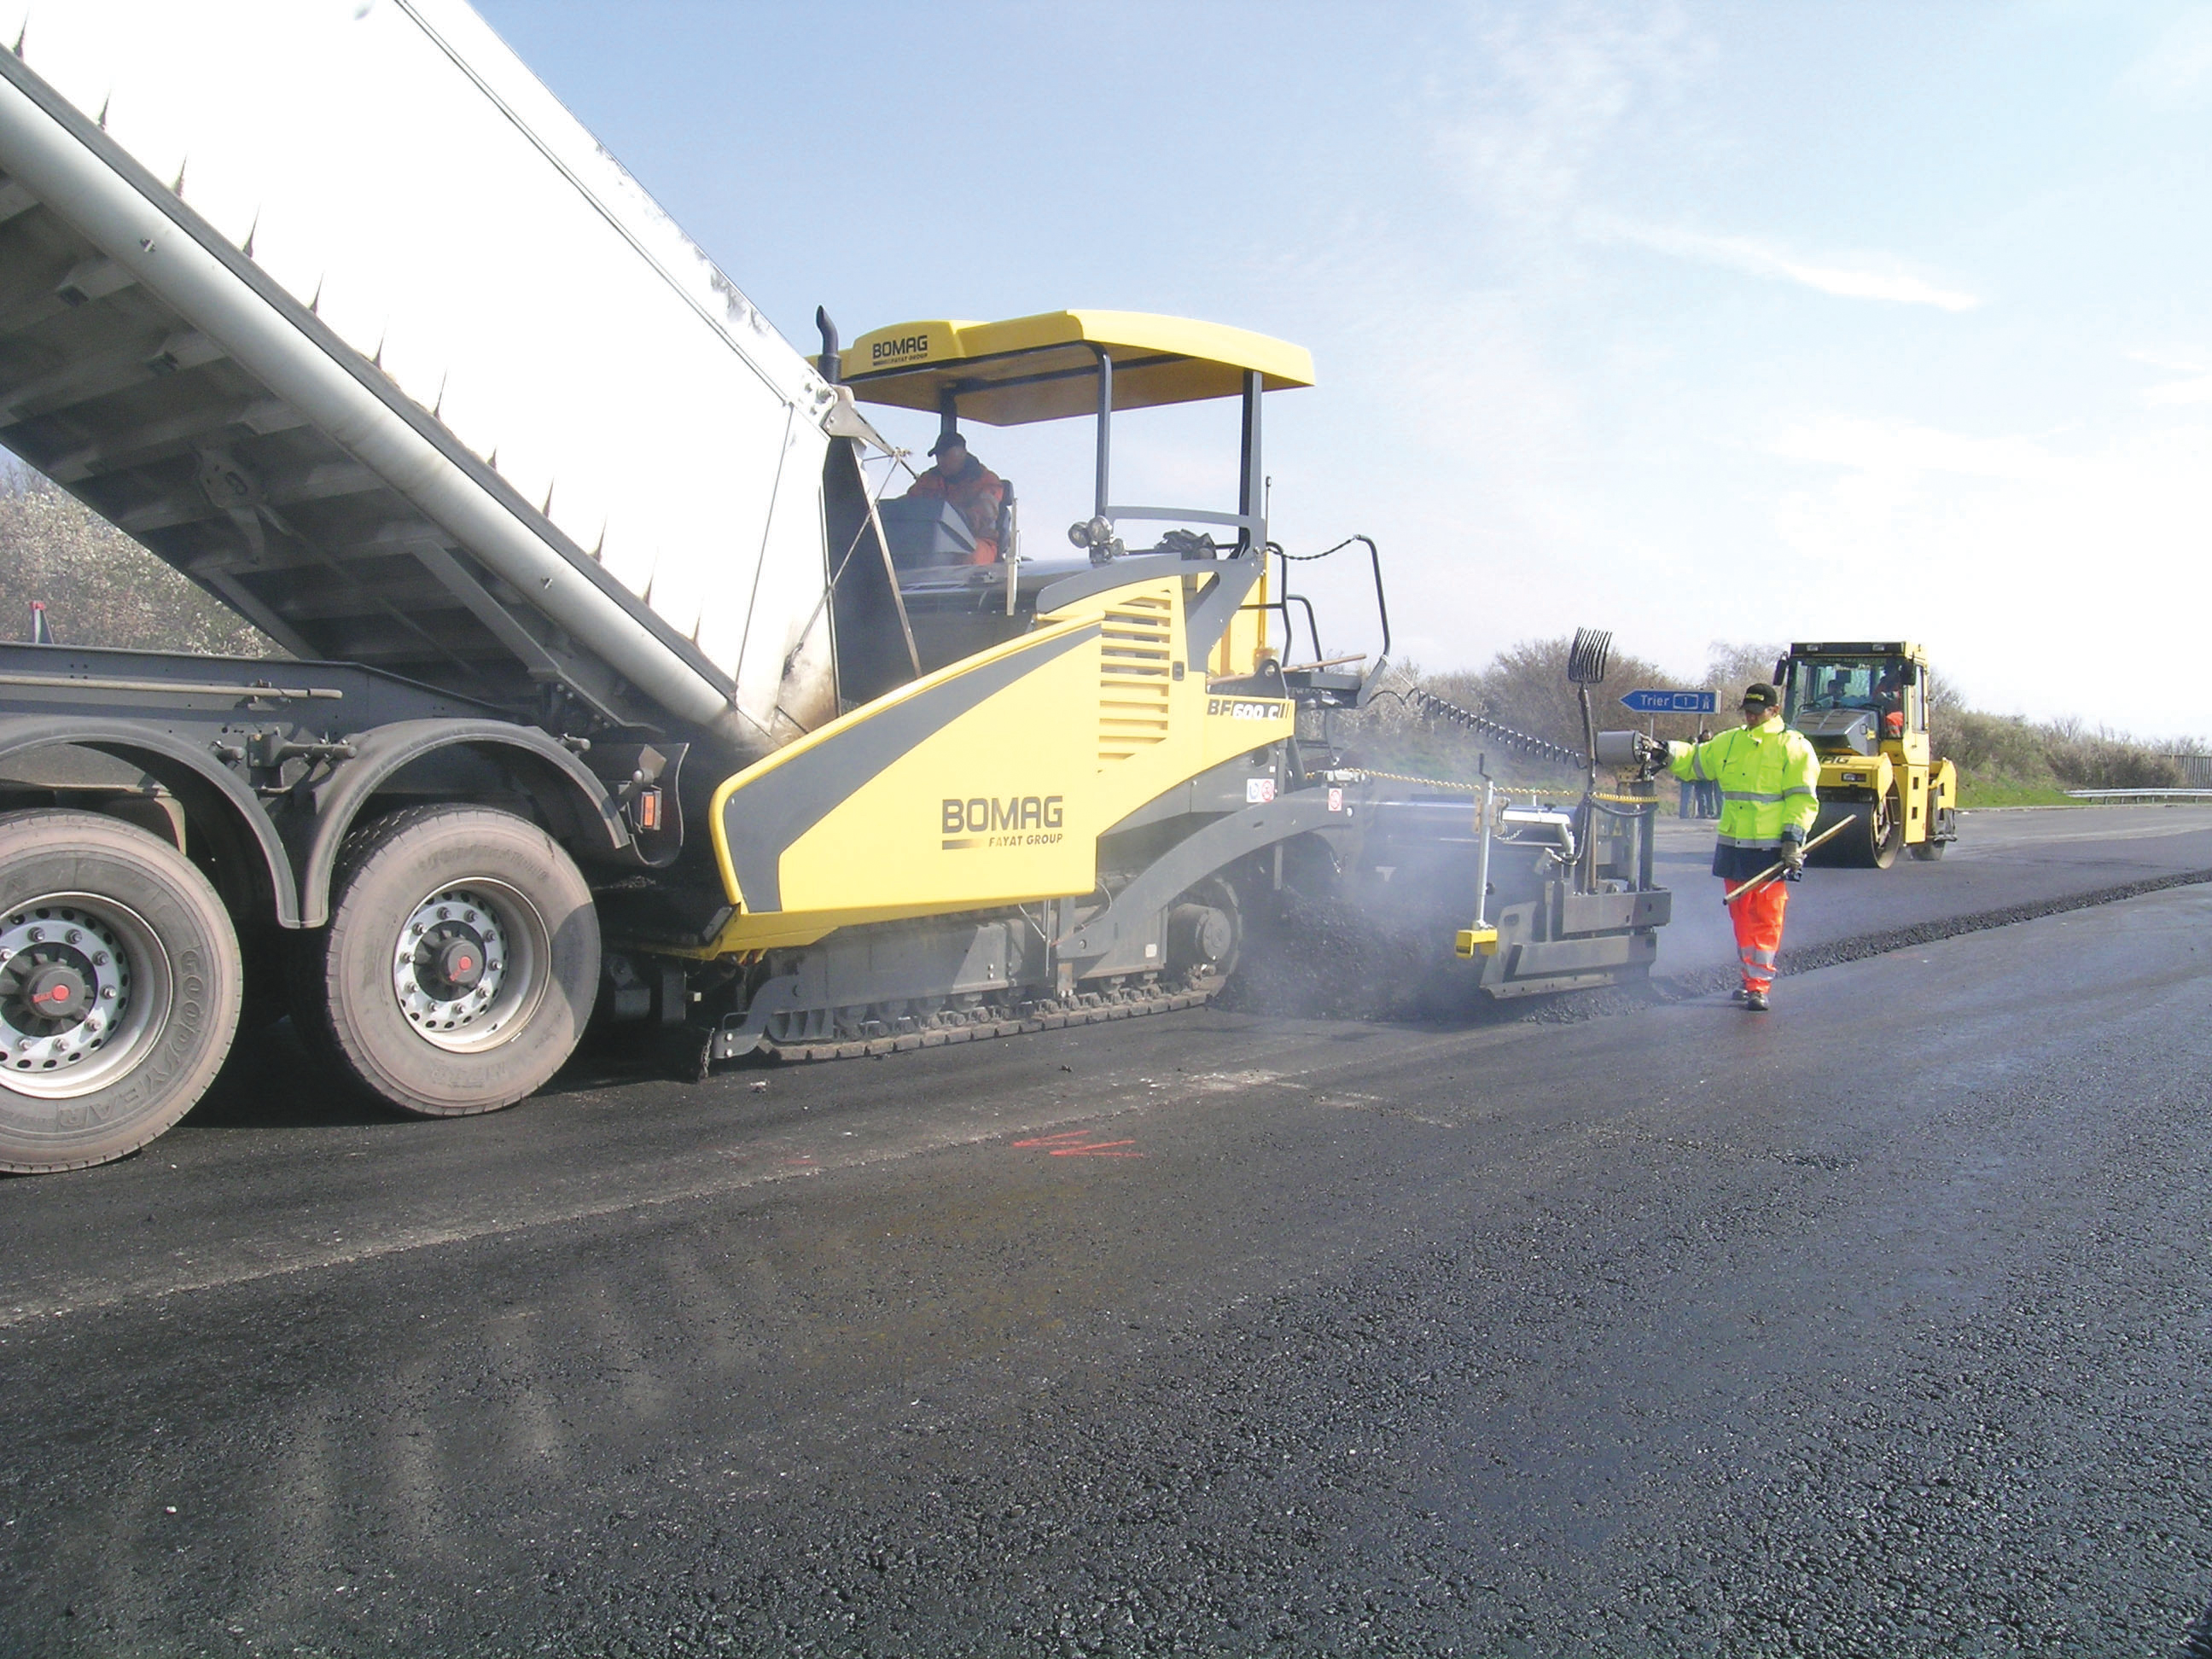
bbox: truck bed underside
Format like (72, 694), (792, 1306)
(0, 160), (664, 732)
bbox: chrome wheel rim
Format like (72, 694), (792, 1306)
(0, 892), (172, 1099)
(390, 880), (549, 1054)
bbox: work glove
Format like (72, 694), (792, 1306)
(1780, 840), (1806, 880)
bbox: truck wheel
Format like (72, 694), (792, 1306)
(0, 809), (242, 1173)
(299, 806), (599, 1117)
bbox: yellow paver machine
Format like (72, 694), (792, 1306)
(682, 309), (1675, 1055)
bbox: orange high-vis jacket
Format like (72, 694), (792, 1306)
(905, 461), (1004, 564)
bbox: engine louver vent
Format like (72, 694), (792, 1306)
(1098, 593), (1174, 763)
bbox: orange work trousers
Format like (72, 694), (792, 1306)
(1726, 877), (1788, 992)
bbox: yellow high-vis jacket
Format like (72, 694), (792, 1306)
(1666, 717), (1820, 848)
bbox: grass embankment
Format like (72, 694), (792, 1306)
(1954, 777), (2077, 808)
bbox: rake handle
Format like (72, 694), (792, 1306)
(1720, 817), (1853, 905)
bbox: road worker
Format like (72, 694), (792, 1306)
(903, 432), (1004, 564)
(1662, 683), (1819, 1011)
(1874, 662), (1906, 736)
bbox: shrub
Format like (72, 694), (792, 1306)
(1937, 708), (2180, 793)
(2041, 722), (2182, 790)
(1703, 639), (1788, 707)
(1940, 711), (2055, 788)
(0, 465), (276, 657)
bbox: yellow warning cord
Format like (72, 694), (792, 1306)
(1355, 768), (1484, 794)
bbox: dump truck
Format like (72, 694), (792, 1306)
(0, 0), (1670, 1174)
(1778, 640), (1958, 867)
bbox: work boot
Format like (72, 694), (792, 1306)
(1743, 988), (1770, 1012)
(1731, 987), (1748, 1004)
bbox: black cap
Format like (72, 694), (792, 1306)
(1741, 682), (1778, 709)
(928, 432), (967, 456)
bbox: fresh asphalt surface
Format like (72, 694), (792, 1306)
(5, 806), (2212, 1657)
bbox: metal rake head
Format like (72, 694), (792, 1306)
(1567, 627), (1612, 685)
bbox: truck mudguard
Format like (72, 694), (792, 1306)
(0, 714), (301, 925)
(294, 720), (629, 928)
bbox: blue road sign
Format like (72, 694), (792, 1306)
(1620, 689), (1718, 714)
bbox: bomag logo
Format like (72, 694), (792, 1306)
(942, 795), (1064, 851)
(870, 334), (933, 365)
(1207, 698), (1287, 721)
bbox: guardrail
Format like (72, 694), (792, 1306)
(2065, 788), (2212, 802)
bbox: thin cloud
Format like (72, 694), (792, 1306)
(1769, 414), (2052, 480)
(2128, 349), (2212, 406)
(2143, 374), (2212, 406)
(1430, 2), (1708, 235)
(2120, 7), (2212, 107)
(1588, 216), (1981, 311)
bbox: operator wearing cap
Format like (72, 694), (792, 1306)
(1662, 683), (1820, 1012)
(903, 432), (1004, 565)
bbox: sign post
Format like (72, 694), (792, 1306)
(1619, 689), (1718, 716)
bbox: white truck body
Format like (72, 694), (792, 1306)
(0, 0), (849, 750)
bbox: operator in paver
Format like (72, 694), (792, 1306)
(903, 431), (1005, 564)
(1662, 683), (1820, 1012)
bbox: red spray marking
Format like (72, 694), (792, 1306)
(1011, 1130), (1144, 1159)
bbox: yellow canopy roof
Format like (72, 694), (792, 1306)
(829, 310), (1314, 427)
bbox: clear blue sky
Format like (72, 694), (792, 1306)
(474, 1), (2212, 738)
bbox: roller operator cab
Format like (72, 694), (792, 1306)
(1779, 641), (1959, 869)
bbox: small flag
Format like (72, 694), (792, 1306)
(29, 601), (50, 644)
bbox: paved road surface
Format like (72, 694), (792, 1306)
(3, 806), (2209, 1656)
(1656, 802), (2212, 981)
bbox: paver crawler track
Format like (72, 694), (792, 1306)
(760, 982), (1213, 1063)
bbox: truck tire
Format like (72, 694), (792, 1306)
(297, 806), (599, 1118)
(0, 809), (242, 1173)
